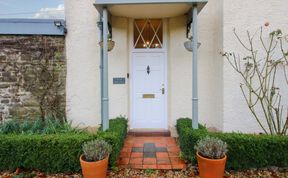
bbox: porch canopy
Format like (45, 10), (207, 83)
(94, 0), (207, 18)
(94, 0), (208, 131)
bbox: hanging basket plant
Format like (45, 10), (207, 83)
(99, 39), (115, 52)
(184, 37), (201, 52)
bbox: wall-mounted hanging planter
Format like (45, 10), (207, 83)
(99, 39), (115, 52)
(184, 38), (201, 52)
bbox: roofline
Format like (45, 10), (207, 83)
(0, 18), (65, 23)
(0, 18), (66, 36)
(94, 0), (208, 17)
(95, 0), (208, 5)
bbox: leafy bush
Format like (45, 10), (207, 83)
(97, 117), (128, 166)
(195, 136), (227, 159)
(177, 118), (288, 170)
(0, 117), (127, 173)
(0, 120), (21, 134)
(82, 140), (112, 162)
(0, 133), (93, 173)
(0, 118), (83, 134)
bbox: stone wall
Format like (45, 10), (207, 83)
(0, 35), (65, 121)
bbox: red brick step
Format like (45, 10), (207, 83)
(128, 130), (171, 137)
(117, 136), (186, 170)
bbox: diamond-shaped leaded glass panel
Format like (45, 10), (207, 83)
(134, 19), (163, 49)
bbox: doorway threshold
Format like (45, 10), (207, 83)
(128, 129), (171, 137)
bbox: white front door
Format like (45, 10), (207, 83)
(131, 52), (166, 129)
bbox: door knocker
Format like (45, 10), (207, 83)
(146, 65), (150, 75)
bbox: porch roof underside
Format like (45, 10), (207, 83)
(94, 0), (208, 18)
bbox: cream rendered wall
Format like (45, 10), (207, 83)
(65, 0), (288, 134)
(109, 17), (129, 119)
(65, 0), (101, 127)
(198, 0), (223, 130)
(65, 0), (224, 130)
(222, 0), (288, 132)
(65, 0), (130, 127)
(168, 0), (224, 131)
(168, 16), (192, 131)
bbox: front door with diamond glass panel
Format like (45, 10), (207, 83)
(131, 19), (166, 129)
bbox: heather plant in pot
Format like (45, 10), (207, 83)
(80, 139), (112, 178)
(194, 136), (228, 178)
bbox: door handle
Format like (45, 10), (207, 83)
(161, 88), (165, 95)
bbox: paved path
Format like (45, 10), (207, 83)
(117, 136), (186, 170)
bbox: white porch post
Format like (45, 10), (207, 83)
(102, 8), (109, 131)
(192, 5), (199, 129)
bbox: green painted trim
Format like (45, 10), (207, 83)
(191, 6), (199, 129)
(97, 17), (104, 129)
(102, 8), (109, 131)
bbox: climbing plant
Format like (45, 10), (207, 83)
(222, 25), (288, 135)
(2, 36), (66, 121)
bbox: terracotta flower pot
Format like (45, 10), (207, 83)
(80, 155), (109, 178)
(196, 152), (227, 178)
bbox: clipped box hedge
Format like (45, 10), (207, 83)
(0, 118), (127, 173)
(177, 118), (288, 170)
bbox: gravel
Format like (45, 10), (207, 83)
(1, 165), (288, 178)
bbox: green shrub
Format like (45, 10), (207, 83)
(177, 118), (208, 161)
(0, 118), (83, 135)
(0, 120), (21, 134)
(0, 117), (127, 173)
(176, 118), (288, 170)
(0, 133), (93, 172)
(97, 117), (128, 166)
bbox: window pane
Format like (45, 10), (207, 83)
(134, 19), (163, 49)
